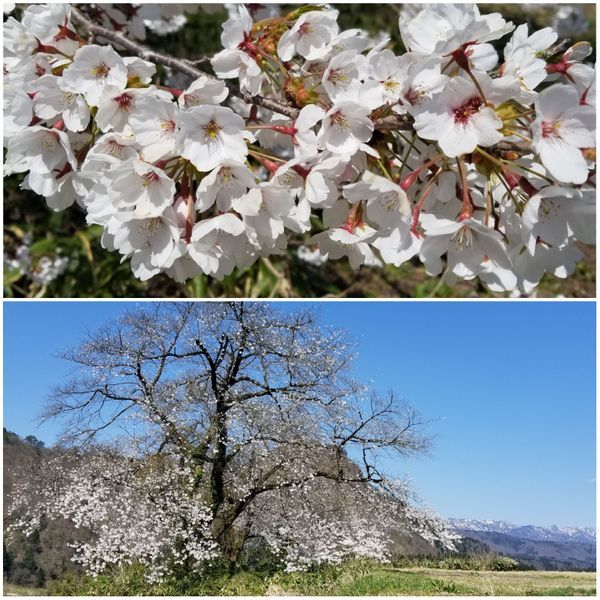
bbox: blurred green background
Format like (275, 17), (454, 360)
(3, 4), (595, 298)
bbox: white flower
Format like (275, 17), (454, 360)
(344, 172), (418, 267)
(531, 84), (595, 184)
(399, 59), (448, 113)
(178, 105), (247, 171)
(22, 170), (62, 198)
(43, 171), (80, 211)
(235, 184), (295, 250)
(95, 87), (148, 133)
(311, 223), (380, 270)
(547, 42), (595, 91)
(3, 54), (53, 90)
(412, 74), (505, 157)
(521, 186), (594, 251)
(30, 75), (91, 132)
(322, 50), (367, 102)
(504, 23), (557, 58)
(123, 57), (156, 85)
(220, 4), (253, 49)
(4, 83), (33, 141)
(178, 75), (228, 108)
(275, 154), (347, 211)
(293, 104), (325, 157)
(399, 4), (513, 57)
(129, 96), (180, 162)
(319, 102), (373, 155)
(6, 126), (77, 175)
(21, 3), (79, 54)
(62, 44), (128, 106)
(195, 161), (256, 212)
(501, 25), (557, 94)
(188, 213), (257, 279)
(211, 49), (263, 95)
(110, 158), (175, 218)
(512, 242), (583, 295)
(278, 10), (339, 61)
(3, 16), (37, 57)
(109, 208), (181, 273)
(419, 214), (516, 291)
(368, 49), (406, 106)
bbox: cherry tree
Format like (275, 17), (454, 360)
(3, 3), (596, 295)
(7, 302), (457, 581)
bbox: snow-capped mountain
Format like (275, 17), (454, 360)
(447, 518), (596, 545)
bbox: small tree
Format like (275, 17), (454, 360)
(9, 303), (456, 580)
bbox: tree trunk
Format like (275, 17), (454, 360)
(210, 397), (228, 515)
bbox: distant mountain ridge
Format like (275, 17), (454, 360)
(447, 518), (596, 545)
(447, 518), (596, 571)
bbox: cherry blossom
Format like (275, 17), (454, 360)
(30, 74), (91, 132)
(6, 125), (76, 175)
(178, 105), (247, 171)
(110, 158), (175, 218)
(319, 102), (374, 154)
(278, 10), (339, 61)
(3, 84), (33, 140)
(62, 44), (128, 106)
(399, 4), (513, 58)
(531, 84), (595, 184)
(412, 73), (507, 157)
(2, 2), (596, 295)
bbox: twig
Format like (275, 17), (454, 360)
(71, 7), (204, 79)
(373, 113), (414, 131)
(238, 90), (299, 120)
(184, 56), (213, 68)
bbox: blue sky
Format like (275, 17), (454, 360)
(3, 300), (596, 528)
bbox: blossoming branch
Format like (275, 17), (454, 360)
(3, 3), (596, 293)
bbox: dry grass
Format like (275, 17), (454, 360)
(392, 567), (596, 596)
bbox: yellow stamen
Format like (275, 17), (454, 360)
(91, 62), (110, 79)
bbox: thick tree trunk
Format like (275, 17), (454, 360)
(210, 397), (229, 515)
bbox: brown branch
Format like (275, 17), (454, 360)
(70, 7), (205, 79)
(70, 6), (414, 132)
(238, 90), (299, 119)
(373, 113), (414, 131)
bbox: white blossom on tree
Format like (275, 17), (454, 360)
(6, 303), (458, 581)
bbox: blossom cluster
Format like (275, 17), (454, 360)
(7, 452), (219, 582)
(3, 3), (596, 292)
(7, 447), (456, 580)
(249, 478), (457, 572)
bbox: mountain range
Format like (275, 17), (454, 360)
(447, 518), (595, 544)
(447, 518), (596, 571)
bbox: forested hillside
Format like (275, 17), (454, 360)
(3, 429), (87, 588)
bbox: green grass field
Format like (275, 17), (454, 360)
(5, 562), (596, 596)
(263, 566), (596, 596)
